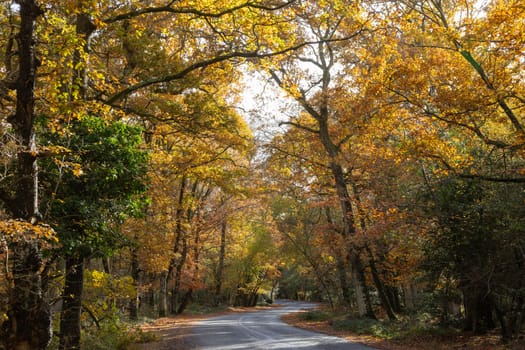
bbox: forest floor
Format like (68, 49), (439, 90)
(129, 304), (525, 350)
(282, 311), (525, 350)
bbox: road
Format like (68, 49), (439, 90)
(187, 300), (378, 349)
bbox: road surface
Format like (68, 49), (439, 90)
(187, 300), (377, 349)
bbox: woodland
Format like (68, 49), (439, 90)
(0, 0), (523, 349)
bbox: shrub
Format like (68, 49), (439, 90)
(300, 310), (332, 322)
(81, 320), (157, 350)
(332, 318), (394, 338)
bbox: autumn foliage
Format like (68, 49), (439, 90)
(0, 0), (524, 348)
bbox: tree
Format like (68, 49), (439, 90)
(261, 0), (381, 317)
(420, 175), (525, 340)
(381, 0), (525, 181)
(40, 115), (148, 349)
(270, 195), (339, 307)
(0, 2), (54, 349)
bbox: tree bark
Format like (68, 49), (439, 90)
(463, 288), (495, 333)
(169, 176), (186, 314)
(320, 122), (369, 316)
(3, 2), (52, 349)
(403, 282), (418, 311)
(57, 13), (96, 349)
(176, 289), (193, 314)
(366, 247), (396, 320)
(59, 256), (84, 350)
(334, 254), (352, 306)
(8, 239), (52, 350)
(214, 220), (227, 305)
(158, 270), (168, 317)
(171, 236), (188, 314)
(129, 246), (140, 320)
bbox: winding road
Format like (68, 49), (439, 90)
(187, 300), (377, 349)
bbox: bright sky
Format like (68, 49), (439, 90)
(239, 70), (301, 142)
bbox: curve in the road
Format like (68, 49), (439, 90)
(187, 300), (377, 350)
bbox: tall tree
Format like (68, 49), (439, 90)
(0, 1), (54, 349)
(40, 116), (148, 349)
(262, 0), (377, 316)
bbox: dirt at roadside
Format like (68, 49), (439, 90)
(128, 316), (198, 350)
(281, 311), (525, 350)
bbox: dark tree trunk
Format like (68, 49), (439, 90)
(129, 246), (140, 320)
(169, 177), (186, 314)
(492, 300), (511, 343)
(59, 256), (85, 350)
(102, 258), (111, 274)
(463, 289), (496, 333)
(249, 290), (259, 307)
(352, 253), (377, 319)
(321, 130), (369, 316)
(158, 270), (168, 318)
(386, 285), (402, 313)
(325, 208), (353, 307)
(55, 15), (96, 348)
(171, 237), (188, 314)
(8, 240), (52, 350)
(2, 2), (52, 349)
(366, 247), (396, 320)
(214, 220), (227, 305)
(335, 254), (352, 306)
(177, 289), (193, 314)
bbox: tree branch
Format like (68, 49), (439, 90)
(267, 143), (328, 169)
(278, 120), (319, 134)
(104, 0), (297, 23)
(106, 40), (321, 105)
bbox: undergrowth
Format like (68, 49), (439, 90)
(81, 321), (158, 350)
(300, 309), (458, 341)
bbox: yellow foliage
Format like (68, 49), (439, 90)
(84, 269), (136, 302)
(0, 220), (58, 245)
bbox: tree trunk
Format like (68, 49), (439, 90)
(3, 2), (51, 349)
(102, 258), (111, 274)
(325, 208), (353, 307)
(335, 254), (352, 306)
(463, 288), (495, 333)
(8, 239), (52, 350)
(59, 256), (84, 350)
(366, 247), (396, 320)
(177, 289), (193, 314)
(351, 268), (367, 316)
(214, 220), (227, 305)
(386, 285), (402, 313)
(57, 13), (96, 350)
(403, 282), (418, 311)
(129, 246), (140, 320)
(171, 237), (188, 314)
(169, 176), (186, 314)
(351, 253), (376, 319)
(324, 143), (369, 316)
(158, 270), (168, 317)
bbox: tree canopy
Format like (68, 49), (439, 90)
(0, 0), (523, 348)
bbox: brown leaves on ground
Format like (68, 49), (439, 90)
(281, 311), (525, 350)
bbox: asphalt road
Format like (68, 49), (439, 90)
(187, 300), (378, 350)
